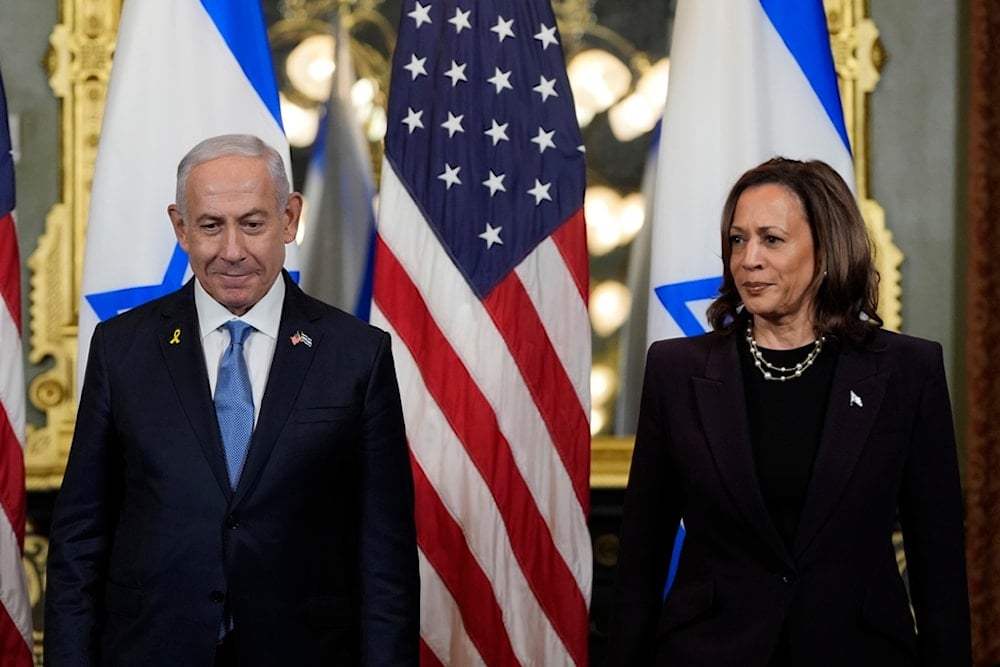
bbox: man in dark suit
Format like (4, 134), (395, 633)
(45, 134), (419, 666)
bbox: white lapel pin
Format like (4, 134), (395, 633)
(849, 390), (863, 408)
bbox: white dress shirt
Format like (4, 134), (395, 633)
(194, 276), (285, 425)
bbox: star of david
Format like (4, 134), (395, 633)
(85, 242), (300, 322)
(653, 275), (723, 336)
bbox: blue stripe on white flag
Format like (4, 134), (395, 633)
(199, 0), (283, 128)
(760, 0), (850, 153)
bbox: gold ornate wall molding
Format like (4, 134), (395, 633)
(25, 0), (897, 490)
(825, 0), (902, 331)
(26, 0), (120, 489)
(23, 533), (48, 664)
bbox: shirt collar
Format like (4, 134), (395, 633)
(195, 274), (285, 340)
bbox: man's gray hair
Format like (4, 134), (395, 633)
(174, 134), (290, 217)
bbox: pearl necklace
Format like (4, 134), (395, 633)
(746, 323), (825, 382)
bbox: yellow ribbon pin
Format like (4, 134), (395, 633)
(169, 328), (181, 345)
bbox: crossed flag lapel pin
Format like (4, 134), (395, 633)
(290, 331), (313, 348)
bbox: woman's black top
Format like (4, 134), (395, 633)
(737, 334), (839, 666)
(737, 334), (838, 550)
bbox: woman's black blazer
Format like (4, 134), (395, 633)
(607, 329), (970, 666)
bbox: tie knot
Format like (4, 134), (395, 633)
(224, 320), (254, 346)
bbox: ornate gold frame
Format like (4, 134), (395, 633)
(26, 0), (897, 490)
(26, 0), (120, 489)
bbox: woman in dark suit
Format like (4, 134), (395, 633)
(607, 158), (970, 665)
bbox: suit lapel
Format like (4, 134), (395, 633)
(694, 335), (790, 562)
(233, 276), (323, 506)
(157, 280), (233, 497)
(793, 340), (887, 557)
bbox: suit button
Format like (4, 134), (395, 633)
(209, 590), (225, 603)
(225, 515), (240, 529)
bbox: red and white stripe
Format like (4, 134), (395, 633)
(0, 209), (32, 666)
(372, 160), (592, 665)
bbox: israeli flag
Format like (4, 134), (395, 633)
(646, 0), (854, 345)
(299, 16), (376, 321)
(77, 0), (298, 391)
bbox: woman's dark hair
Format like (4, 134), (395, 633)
(706, 157), (882, 345)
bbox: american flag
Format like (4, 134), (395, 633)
(0, 68), (33, 667)
(369, 0), (592, 664)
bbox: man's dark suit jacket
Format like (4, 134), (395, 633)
(45, 272), (419, 666)
(607, 329), (970, 666)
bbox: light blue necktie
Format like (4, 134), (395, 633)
(215, 320), (255, 489)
